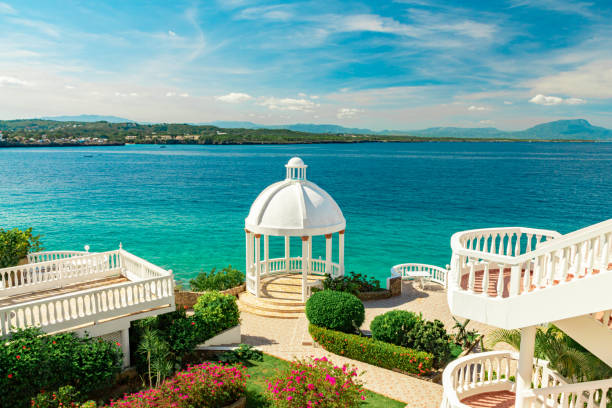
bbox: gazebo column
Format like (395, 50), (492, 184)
(245, 229), (252, 293)
(285, 236), (290, 272)
(301, 236), (309, 302)
(254, 234), (261, 298)
(264, 235), (269, 276)
(325, 234), (333, 276)
(339, 230), (345, 276)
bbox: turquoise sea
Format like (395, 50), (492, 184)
(1, 143), (611, 284)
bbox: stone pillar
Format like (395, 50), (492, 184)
(515, 325), (537, 408)
(254, 234), (261, 298)
(339, 230), (345, 276)
(301, 236), (309, 302)
(121, 328), (131, 368)
(264, 235), (269, 276)
(325, 234), (333, 276)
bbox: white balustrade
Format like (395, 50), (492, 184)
(27, 250), (90, 264)
(527, 378), (612, 408)
(449, 220), (612, 299)
(257, 257), (340, 278)
(0, 249), (175, 338)
(441, 351), (571, 408)
(390, 263), (448, 287)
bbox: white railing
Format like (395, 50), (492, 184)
(390, 263), (448, 287)
(441, 351), (569, 408)
(0, 275), (174, 337)
(450, 220), (612, 299)
(119, 249), (171, 280)
(527, 377), (612, 408)
(258, 257), (341, 278)
(27, 250), (90, 264)
(0, 251), (122, 297)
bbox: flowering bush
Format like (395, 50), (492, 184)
(309, 324), (434, 375)
(104, 362), (247, 408)
(265, 356), (365, 408)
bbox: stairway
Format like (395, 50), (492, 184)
(237, 273), (325, 319)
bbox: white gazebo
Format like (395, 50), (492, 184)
(244, 157), (346, 301)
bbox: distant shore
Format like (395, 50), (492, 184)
(0, 138), (600, 148)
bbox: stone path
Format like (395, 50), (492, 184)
(239, 280), (500, 407)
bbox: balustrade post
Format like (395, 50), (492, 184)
(509, 265), (521, 296)
(497, 264), (505, 298)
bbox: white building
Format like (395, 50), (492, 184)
(0, 247), (175, 367)
(441, 219), (612, 408)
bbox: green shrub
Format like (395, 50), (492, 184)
(322, 272), (381, 295)
(31, 385), (81, 408)
(0, 227), (43, 268)
(189, 265), (245, 291)
(265, 356), (366, 407)
(193, 290), (240, 331)
(218, 343), (263, 365)
(309, 324), (434, 375)
(371, 310), (421, 346)
(371, 311), (452, 368)
(305, 290), (364, 333)
(0, 328), (122, 408)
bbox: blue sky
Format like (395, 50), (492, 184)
(0, 0), (611, 130)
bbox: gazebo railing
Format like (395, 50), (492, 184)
(259, 257), (341, 278)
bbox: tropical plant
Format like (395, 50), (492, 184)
(305, 290), (365, 333)
(487, 324), (612, 381)
(31, 385), (83, 408)
(452, 317), (480, 348)
(264, 356), (366, 407)
(218, 343), (263, 365)
(137, 328), (173, 388)
(103, 362), (247, 408)
(0, 227), (43, 268)
(370, 310), (452, 368)
(189, 265), (245, 291)
(322, 271), (382, 295)
(0, 328), (122, 407)
(193, 290), (240, 331)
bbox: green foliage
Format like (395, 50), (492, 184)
(218, 344), (263, 365)
(322, 272), (382, 295)
(452, 317), (479, 348)
(0, 328), (122, 408)
(31, 386), (82, 408)
(309, 324), (434, 375)
(0, 227), (43, 268)
(193, 291), (240, 332)
(370, 310), (421, 346)
(189, 265), (245, 291)
(137, 328), (173, 388)
(488, 325), (612, 381)
(264, 356), (366, 407)
(371, 311), (452, 368)
(305, 290), (365, 333)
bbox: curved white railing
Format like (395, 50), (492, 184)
(526, 377), (612, 408)
(449, 220), (612, 299)
(390, 263), (448, 287)
(441, 351), (568, 408)
(258, 257), (341, 278)
(27, 250), (90, 264)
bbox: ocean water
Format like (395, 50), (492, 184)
(1, 142), (611, 284)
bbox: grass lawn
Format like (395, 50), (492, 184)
(245, 353), (406, 408)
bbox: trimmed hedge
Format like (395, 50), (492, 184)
(305, 290), (365, 333)
(309, 324), (434, 375)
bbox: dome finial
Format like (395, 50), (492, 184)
(285, 157), (307, 180)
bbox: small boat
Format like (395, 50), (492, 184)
(159, 145), (167, 148)
(83, 154), (93, 157)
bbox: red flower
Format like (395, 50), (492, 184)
(16, 355), (20, 359)
(7, 374), (12, 379)
(116, 342), (121, 346)
(191, 322), (196, 326)
(22, 346), (26, 350)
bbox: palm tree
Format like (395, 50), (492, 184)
(487, 324), (611, 382)
(137, 328), (173, 387)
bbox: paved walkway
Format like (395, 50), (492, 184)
(239, 280), (499, 407)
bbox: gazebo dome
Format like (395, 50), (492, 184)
(245, 157), (345, 236)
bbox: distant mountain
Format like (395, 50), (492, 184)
(408, 127), (506, 138)
(205, 121), (376, 134)
(512, 119), (612, 140)
(41, 114), (135, 123)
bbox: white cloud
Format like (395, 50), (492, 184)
(238, 5), (293, 21)
(528, 60), (612, 98)
(64, 85), (75, 90)
(310, 95), (319, 99)
(529, 94), (586, 106)
(468, 105), (488, 111)
(168, 30), (177, 37)
(166, 91), (176, 97)
(337, 108), (363, 119)
(529, 94), (563, 105)
(0, 2), (16, 14)
(114, 91), (139, 97)
(503, 101), (513, 105)
(179, 93), (189, 98)
(259, 97), (319, 112)
(216, 92), (253, 103)
(298, 92), (307, 97)
(0, 75), (32, 87)
(479, 119), (495, 125)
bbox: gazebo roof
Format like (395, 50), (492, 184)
(245, 157), (346, 236)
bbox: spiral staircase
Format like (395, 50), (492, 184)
(442, 219), (612, 408)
